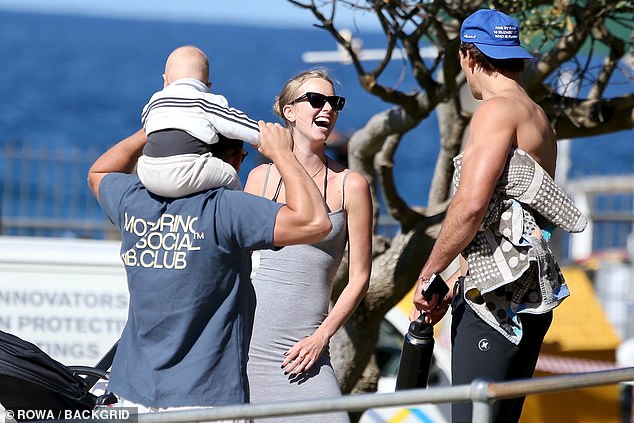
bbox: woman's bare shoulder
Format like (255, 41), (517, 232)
(244, 162), (274, 194)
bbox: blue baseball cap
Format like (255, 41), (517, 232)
(460, 9), (533, 60)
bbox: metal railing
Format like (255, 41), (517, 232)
(0, 142), (110, 239)
(133, 367), (634, 423)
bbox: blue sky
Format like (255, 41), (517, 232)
(0, 0), (380, 29)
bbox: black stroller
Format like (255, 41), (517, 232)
(0, 330), (117, 417)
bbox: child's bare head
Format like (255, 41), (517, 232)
(163, 45), (210, 87)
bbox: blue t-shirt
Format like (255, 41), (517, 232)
(99, 173), (282, 408)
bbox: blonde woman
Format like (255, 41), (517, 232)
(245, 69), (372, 422)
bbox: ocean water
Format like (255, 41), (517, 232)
(0, 10), (632, 211)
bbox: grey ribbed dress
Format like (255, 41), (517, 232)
(247, 166), (350, 423)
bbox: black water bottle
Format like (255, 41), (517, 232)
(395, 313), (435, 390)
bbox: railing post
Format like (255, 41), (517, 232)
(621, 383), (633, 423)
(471, 378), (492, 423)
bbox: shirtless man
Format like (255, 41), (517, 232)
(412, 9), (585, 423)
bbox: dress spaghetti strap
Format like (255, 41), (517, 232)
(261, 163), (273, 197)
(340, 170), (351, 210)
(269, 159), (347, 206)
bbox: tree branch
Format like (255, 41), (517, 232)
(375, 133), (420, 230)
(525, 3), (602, 91)
(348, 105), (423, 227)
(588, 24), (627, 99)
(544, 93), (634, 138)
(429, 95), (469, 205)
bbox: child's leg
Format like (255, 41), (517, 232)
(137, 153), (240, 198)
(193, 152), (242, 191)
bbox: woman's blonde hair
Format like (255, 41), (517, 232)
(273, 68), (338, 125)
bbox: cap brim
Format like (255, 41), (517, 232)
(475, 43), (534, 60)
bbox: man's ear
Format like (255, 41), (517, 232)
(283, 104), (296, 123)
(162, 73), (169, 88)
(466, 51), (477, 70)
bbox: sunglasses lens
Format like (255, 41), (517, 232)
(332, 97), (345, 111)
(306, 93), (327, 109)
(305, 93), (345, 111)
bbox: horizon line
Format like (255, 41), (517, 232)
(0, 5), (383, 32)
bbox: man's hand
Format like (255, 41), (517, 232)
(256, 121), (293, 163)
(412, 276), (451, 325)
(264, 120), (331, 247)
(413, 276), (439, 311)
(409, 303), (449, 325)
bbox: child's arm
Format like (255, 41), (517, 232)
(206, 95), (260, 146)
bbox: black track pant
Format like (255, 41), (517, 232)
(450, 279), (552, 423)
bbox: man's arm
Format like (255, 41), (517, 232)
(412, 99), (514, 318)
(87, 129), (146, 201)
(256, 121), (331, 246)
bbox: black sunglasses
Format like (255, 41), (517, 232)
(290, 92), (346, 111)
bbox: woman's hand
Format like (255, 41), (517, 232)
(281, 332), (328, 376)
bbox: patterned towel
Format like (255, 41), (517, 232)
(496, 149), (587, 233)
(452, 148), (587, 344)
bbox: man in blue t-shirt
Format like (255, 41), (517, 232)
(87, 121), (331, 410)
